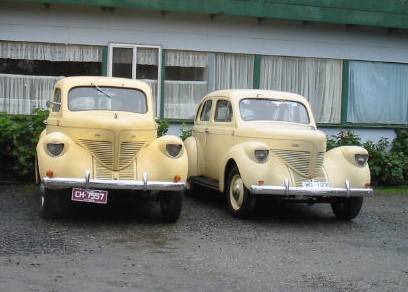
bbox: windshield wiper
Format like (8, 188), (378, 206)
(91, 83), (113, 99)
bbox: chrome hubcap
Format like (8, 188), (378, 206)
(230, 174), (244, 211)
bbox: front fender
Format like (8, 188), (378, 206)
(136, 135), (188, 182)
(324, 146), (371, 188)
(184, 136), (198, 177)
(218, 141), (290, 192)
(36, 131), (92, 179)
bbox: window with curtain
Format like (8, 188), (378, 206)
(347, 61), (408, 124)
(259, 55), (342, 124)
(208, 52), (254, 91)
(163, 50), (208, 119)
(0, 41), (103, 114)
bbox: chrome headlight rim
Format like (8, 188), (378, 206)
(165, 143), (183, 158)
(254, 149), (269, 163)
(46, 143), (65, 157)
(355, 153), (369, 167)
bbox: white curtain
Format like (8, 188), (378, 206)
(137, 48), (159, 65)
(0, 41), (102, 62)
(348, 61), (408, 124)
(260, 56), (342, 123)
(164, 81), (208, 119)
(0, 74), (62, 114)
(162, 50), (209, 119)
(208, 52), (254, 91)
(165, 50), (208, 67)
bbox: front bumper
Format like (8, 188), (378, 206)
(42, 171), (185, 192)
(250, 180), (373, 197)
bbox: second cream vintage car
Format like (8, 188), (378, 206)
(36, 76), (187, 222)
(185, 89), (373, 219)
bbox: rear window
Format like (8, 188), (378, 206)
(68, 86), (147, 113)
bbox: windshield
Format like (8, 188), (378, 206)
(239, 98), (310, 124)
(68, 86), (147, 113)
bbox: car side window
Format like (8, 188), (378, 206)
(200, 100), (212, 122)
(52, 88), (62, 112)
(214, 100), (233, 122)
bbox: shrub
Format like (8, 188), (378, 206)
(179, 123), (192, 141)
(156, 118), (169, 137)
(0, 109), (48, 181)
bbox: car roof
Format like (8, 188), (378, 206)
(206, 89), (309, 104)
(55, 76), (152, 93)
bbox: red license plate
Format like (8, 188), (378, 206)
(71, 188), (108, 204)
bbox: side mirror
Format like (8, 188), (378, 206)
(46, 100), (51, 108)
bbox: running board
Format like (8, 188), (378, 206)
(189, 176), (219, 190)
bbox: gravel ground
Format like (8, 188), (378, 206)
(0, 184), (407, 292)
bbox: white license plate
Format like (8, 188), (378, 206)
(71, 188), (108, 204)
(301, 181), (329, 188)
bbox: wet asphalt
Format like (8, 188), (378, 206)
(0, 184), (407, 292)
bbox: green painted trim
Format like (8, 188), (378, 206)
(16, 0), (408, 30)
(253, 55), (261, 89)
(340, 60), (349, 126)
(317, 123), (408, 129)
(101, 46), (108, 76)
(159, 49), (165, 118)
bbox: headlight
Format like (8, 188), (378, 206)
(355, 154), (368, 166)
(254, 149), (269, 163)
(166, 144), (182, 157)
(47, 143), (64, 156)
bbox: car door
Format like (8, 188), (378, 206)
(193, 98), (213, 176)
(204, 98), (235, 180)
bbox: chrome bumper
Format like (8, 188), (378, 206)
(250, 180), (373, 197)
(42, 171), (185, 192)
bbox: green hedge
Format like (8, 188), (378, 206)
(0, 113), (406, 186)
(327, 130), (408, 186)
(0, 110), (48, 181)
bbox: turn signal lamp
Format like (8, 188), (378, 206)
(46, 170), (54, 178)
(258, 180), (264, 186)
(174, 175), (181, 182)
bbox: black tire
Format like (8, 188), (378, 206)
(39, 184), (58, 220)
(226, 165), (256, 219)
(160, 191), (183, 222)
(331, 197), (364, 220)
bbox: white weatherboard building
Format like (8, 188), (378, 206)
(0, 1), (407, 140)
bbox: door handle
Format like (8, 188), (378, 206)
(205, 128), (209, 133)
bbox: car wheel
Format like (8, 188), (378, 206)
(160, 191), (183, 222)
(226, 165), (256, 218)
(331, 197), (364, 220)
(39, 184), (58, 220)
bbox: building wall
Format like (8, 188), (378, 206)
(1, 2), (408, 63)
(0, 2), (405, 141)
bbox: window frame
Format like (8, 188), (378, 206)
(214, 99), (233, 124)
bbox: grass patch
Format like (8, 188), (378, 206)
(374, 185), (408, 195)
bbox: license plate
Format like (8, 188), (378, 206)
(71, 188), (108, 204)
(301, 181), (329, 188)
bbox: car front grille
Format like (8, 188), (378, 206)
(270, 149), (325, 178)
(94, 159), (136, 180)
(119, 141), (145, 169)
(79, 139), (114, 169)
(79, 139), (145, 171)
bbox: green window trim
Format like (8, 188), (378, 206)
(159, 49), (166, 118)
(340, 60), (349, 126)
(253, 55), (261, 89)
(101, 46), (108, 76)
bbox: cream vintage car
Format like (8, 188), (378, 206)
(36, 76), (187, 222)
(185, 89), (373, 219)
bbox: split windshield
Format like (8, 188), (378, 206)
(239, 98), (310, 124)
(68, 86), (147, 113)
